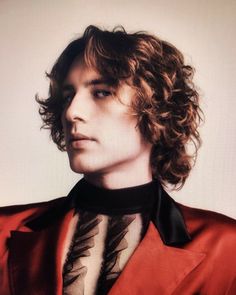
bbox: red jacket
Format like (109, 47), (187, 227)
(1, 188), (236, 295)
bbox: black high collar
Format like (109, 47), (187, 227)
(26, 178), (191, 246)
(70, 178), (157, 215)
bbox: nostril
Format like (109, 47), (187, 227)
(64, 108), (85, 123)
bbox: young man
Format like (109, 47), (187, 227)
(1, 25), (236, 295)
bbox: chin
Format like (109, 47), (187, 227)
(69, 158), (100, 175)
(70, 162), (90, 174)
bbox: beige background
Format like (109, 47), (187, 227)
(0, 0), (235, 218)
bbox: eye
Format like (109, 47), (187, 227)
(62, 93), (74, 106)
(93, 90), (112, 99)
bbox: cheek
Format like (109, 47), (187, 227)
(100, 118), (144, 152)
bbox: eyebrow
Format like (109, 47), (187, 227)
(85, 78), (115, 87)
(62, 78), (116, 91)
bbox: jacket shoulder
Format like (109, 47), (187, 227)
(178, 203), (236, 251)
(0, 197), (66, 229)
(179, 203), (236, 230)
(0, 197), (68, 262)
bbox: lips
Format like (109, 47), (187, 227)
(68, 133), (95, 149)
(69, 132), (93, 141)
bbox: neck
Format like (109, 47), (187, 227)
(84, 159), (153, 190)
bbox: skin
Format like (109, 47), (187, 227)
(61, 58), (153, 189)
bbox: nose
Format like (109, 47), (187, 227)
(63, 91), (91, 123)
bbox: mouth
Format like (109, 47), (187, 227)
(68, 133), (96, 149)
(70, 139), (93, 149)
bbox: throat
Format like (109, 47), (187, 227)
(84, 160), (153, 190)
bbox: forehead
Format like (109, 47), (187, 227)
(64, 57), (100, 85)
(63, 57), (121, 91)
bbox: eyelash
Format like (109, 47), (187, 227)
(93, 89), (112, 98)
(62, 94), (74, 105)
(62, 89), (112, 104)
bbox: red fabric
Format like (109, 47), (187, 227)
(0, 199), (236, 295)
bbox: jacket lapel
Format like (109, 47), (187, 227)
(109, 222), (206, 295)
(8, 209), (74, 295)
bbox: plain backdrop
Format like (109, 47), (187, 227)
(0, 0), (235, 218)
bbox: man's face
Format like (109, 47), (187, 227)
(61, 58), (152, 178)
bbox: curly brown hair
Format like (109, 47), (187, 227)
(36, 25), (203, 189)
